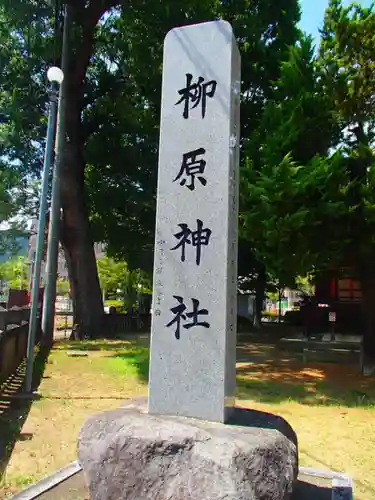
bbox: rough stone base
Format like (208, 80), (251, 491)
(78, 399), (298, 500)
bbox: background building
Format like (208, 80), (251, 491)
(27, 218), (106, 286)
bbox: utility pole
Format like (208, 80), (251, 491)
(42, 4), (71, 344)
(25, 68), (64, 393)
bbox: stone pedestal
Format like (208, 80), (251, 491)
(78, 401), (298, 500)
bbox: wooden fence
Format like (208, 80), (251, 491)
(103, 312), (151, 336)
(0, 308), (40, 384)
(57, 310), (152, 338)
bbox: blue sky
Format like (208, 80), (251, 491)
(299, 0), (373, 46)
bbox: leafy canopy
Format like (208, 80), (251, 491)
(241, 1), (375, 286)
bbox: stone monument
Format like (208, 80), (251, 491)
(78, 20), (298, 500)
(148, 18), (240, 423)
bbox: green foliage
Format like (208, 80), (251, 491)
(84, 0), (301, 270)
(319, 0), (375, 148)
(0, 166), (28, 256)
(97, 256), (129, 296)
(295, 275), (314, 295)
(0, 0), (301, 310)
(259, 35), (340, 166)
(0, 256), (28, 289)
(104, 299), (123, 308)
(241, 2), (375, 285)
(242, 152), (349, 281)
(97, 256), (151, 307)
(56, 277), (69, 296)
(318, 1), (375, 271)
(0, 169), (17, 222)
(0, 1), (54, 178)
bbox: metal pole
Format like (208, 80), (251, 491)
(24, 85), (58, 393)
(42, 5), (70, 342)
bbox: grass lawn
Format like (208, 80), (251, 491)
(0, 334), (374, 499)
(0, 337), (149, 498)
(103, 299), (124, 308)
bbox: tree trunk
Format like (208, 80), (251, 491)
(360, 272), (375, 375)
(60, 141), (103, 337)
(56, 1), (111, 337)
(253, 265), (266, 328)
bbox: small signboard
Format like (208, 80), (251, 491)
(329, 312), (336, 323)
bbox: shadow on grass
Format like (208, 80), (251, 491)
(237, 367), (375, 408)
(54, 336), (375, 408)
(0, 346), (50, 482)
(292, 481), (331, 500)
(34, 395), (127, 401)
(54, 335), (150, 353)
(236, 339), (375, 407)
(110, 346), (374, 408)
(103, 343), (374, 408)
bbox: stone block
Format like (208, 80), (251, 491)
(78, 403), (298, 500)
(149, 19), (241, 423)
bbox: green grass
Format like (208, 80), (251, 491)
(104, 300), (124, 310)
(237, 375), (375, 407)
(0, 339), (148, 498)
(1, 336), (375, 500)
(91, 347), (150, 381)
(5, 474), (34, 489)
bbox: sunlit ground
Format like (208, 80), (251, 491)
(0, 335), (374, 499)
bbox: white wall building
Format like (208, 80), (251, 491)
(28, 218), (106, 285)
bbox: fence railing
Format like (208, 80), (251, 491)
(0, 308), (40, 385)
(103, 313), (151, 336)
(0, 308), (30, 332)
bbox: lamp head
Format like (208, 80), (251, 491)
(47, 66), (64, 85)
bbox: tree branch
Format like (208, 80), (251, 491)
(71, 0), (120, 87)
(65, 0), (123, 143)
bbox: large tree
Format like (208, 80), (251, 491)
(86, 0), (301, 329)
(87, 0), (301, 265)
(241, 0), (375, 362)
(0, 0), (301, 335)
(241, 34), (342, 279)
(319, 0), (375, 362)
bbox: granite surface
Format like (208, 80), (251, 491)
(78, 405), (298, 500)
(148, 20), (241, 422)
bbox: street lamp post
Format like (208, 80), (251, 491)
(24, 66), (64, 394)
(41, 5), (71, 342)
